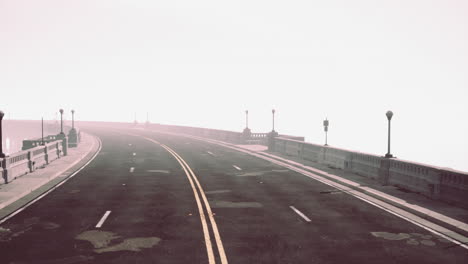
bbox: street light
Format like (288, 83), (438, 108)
(41, 117), (44, 145)
(272, 109), (276, 132)
(385, 110), (394, 158)
(323, 118), (329, 146)
(0, 110), (5, 158)
(245, 110), (249, 129)
(59, 109), (64, 135)
(71, 110), (75, 129)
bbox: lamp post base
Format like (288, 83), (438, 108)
(385, 153), (393, 158)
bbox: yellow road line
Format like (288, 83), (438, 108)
(170, 149), (229, 264)
(124, 133), (229, 263)
(162, 144), (216, 264)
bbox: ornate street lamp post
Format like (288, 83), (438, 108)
(71, 110), (75, 129)
(41, 117), (44, 145)
(59, 109), (64, 135)
(272, 109), (276, 132)
(323, 118), (329, 146)
(385, 110), (394, 158)
(0, 111), (5, 158)
(245, 110), (249, 129)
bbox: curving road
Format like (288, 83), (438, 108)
(0, 126), (467, 264)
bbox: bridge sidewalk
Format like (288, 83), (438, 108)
(0, 133), (100, 221)
(234, 144), (468, 237)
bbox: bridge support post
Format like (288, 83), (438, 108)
(378, 158), (391, 185)
(267, 131), (279, 151)
(242, 128), (251, 144)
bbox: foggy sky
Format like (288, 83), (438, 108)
(1, 0), (467, 172)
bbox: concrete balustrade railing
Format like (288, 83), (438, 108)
(22, 135), (59, 150)
(270, 136), (468, 209)
(1, 138), (65, 184)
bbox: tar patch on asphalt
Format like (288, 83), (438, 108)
(209, 200), (263, 208)
(75, 230), (161, 253)
(371, 231), (450, 246)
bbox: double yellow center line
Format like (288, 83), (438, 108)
(141, 136), (228, 264)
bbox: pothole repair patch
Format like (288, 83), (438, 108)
(75, 230), (161, 253)
(371, 232), (450, 246)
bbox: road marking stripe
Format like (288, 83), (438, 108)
(129, 167), (135, 173)
(132, 152), (136, 156)
(207, 151), (215, 156)
(160, 145), (216, 264)
(135, 135), (220, 264)
(96, 211), (111, 228)
(290, 206), (311, 222)
(232, 165), (242, 171)
(173, 150), (228, 264)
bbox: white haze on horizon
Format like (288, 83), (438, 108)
(1, 0), (467, 172)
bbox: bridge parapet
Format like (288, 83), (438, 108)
(1, 139), (64, 184)
(271, 136), (468, 209)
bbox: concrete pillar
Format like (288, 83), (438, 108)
(27, 150), (35, 172)
(242, 128), (251, 144)
(378, 158), (391, 185)
(267, 131), (278, 151)
(44, 144), (49, 164)
(61, 137), (68, 156)
(1, 157), (9, 184)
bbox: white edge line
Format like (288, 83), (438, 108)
(290, 206), (311, 222)
(95, 210), (111, 228)
(0, 135), (103, 225)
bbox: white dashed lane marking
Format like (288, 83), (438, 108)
(233, 165), (242, 171)
(290, 206), (311, 222)
(96, 211), (112, 228)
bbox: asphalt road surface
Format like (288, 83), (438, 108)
(1, 126), (467, 264)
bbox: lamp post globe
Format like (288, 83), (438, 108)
(386, 110), (393, 121)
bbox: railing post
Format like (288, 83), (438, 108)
(44, 144), (49, 164)
(267, 131), (278, 151)
(378, 158), (391, 185)
(28, 150), (35, 172)
(2, 157), (9, 184)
